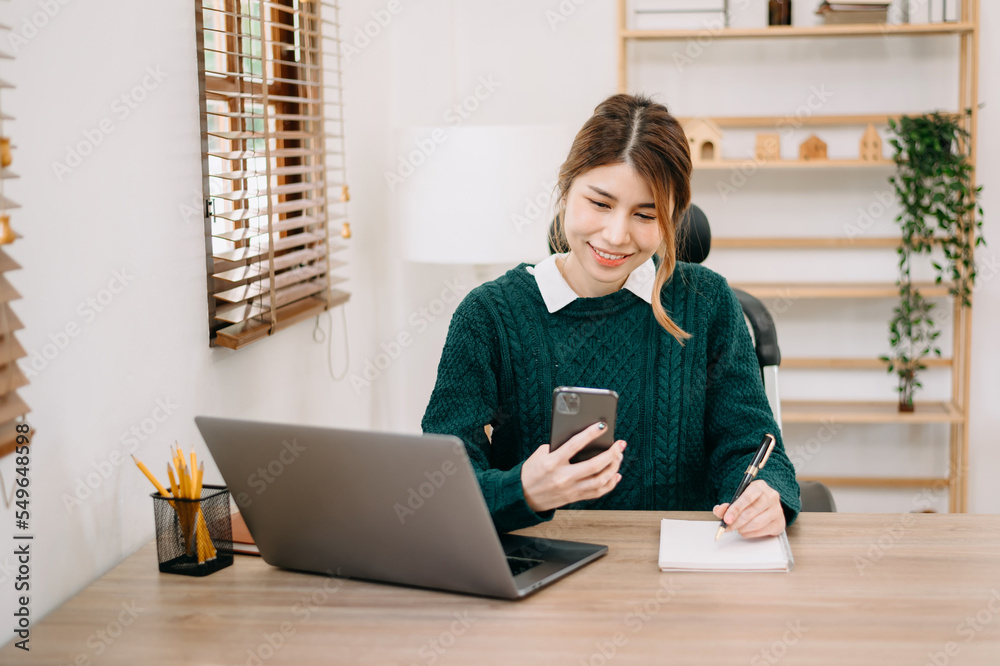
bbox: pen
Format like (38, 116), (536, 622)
(715, 433), (777, 541)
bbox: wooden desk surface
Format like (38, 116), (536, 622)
(4, 511), (1000, 665)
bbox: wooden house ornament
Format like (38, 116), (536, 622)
(0, 215), (13, 245)
(799, 134), (828, 161)
(755, 133), (781, 161)
(683, 118), (724, 163)
(859, 124), (882, 161)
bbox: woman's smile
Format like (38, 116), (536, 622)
(587, 242), (632, 268)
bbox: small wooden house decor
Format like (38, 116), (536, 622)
(683, 118), (724, 163)
(799, 134), (828, 161)
(755, 133), (781, 161)
(859, 124), (883, 161)
(0, 215), (12, 245)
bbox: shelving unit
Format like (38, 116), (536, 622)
(782, 400), (962, 424)
(617, 1), (980, 511)
(781, 357), (952, 370)
(689, 159), (894, 170)
(731, 282), (952, 299)
(620, 21), (974, 41)
(713, 238), (904, 248)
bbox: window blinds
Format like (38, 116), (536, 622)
(196, 0), (349, 349)
(0, 42), (28, 457)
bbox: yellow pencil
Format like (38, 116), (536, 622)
(132, 455), (171, 498)
(177, 456), (190, 499)
(173, 444), (185, 490)
(190, 450), (198, 489)
(167, 464), (179, 500)
(160, 444), (216, 564)
(173, 451), (195, 552)
(193, 461), (214, 561)
(173, 461), (182, 498)
(195, 462), (204, 498)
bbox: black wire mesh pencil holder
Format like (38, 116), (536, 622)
(152, 484), (234, 576)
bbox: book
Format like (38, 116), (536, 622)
(658, 519), (793, 572)
(632, 0), (729, 31)
(820, 0), (890, 6)
(816, 1), (890, 24)
(231, 510), (261, 557)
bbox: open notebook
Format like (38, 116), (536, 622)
(658, 519), (793, 572)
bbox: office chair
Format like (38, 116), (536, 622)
(548, 206), (837, 513)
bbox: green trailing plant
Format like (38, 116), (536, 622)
(882, 111), (984, 411)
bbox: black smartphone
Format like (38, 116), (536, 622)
(549, 386), (619, 463)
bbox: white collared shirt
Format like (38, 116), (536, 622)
(525, 253), (656, 314)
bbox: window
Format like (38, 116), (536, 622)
(196, 0), (349, 349)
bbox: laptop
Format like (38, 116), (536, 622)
(194, 416), (608, 599)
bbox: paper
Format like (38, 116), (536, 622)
(658, 519), (793, 572)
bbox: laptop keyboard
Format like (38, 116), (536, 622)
(507, 556), (544, 576)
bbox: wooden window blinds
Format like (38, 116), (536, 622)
(0, 45), (28, 457)
(196, 0), (350, 350)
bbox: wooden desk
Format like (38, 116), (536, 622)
(4, 511), (1000, 665)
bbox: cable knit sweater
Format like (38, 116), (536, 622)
(421, 260), (800, 534)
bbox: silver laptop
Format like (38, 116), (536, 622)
(195, 416), (607, 599)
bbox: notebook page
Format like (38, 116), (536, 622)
(658, 519), (791, 572)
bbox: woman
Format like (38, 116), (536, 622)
(421, 93), (799, 537)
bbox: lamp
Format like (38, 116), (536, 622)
(394, 125), (575, 265)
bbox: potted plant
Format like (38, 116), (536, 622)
(882, 111), (984, 411)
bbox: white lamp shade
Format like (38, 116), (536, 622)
(394, 125), (575, 265)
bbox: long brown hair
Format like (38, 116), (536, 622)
(550, 93), (692, 343)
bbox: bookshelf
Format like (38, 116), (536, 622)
(616, 0), (981, 511)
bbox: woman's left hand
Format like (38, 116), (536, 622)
(712, 479), (786, 538)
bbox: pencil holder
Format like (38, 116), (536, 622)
(152, 484), (233, 576)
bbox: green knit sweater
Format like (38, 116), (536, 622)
(421, 260), (800, 533)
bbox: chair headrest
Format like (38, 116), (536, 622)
(677, 204), (711, 265)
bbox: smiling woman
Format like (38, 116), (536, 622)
(421, 93), (800, 539)
(558, 163), (666, 298)
(551, 93), (692, 343)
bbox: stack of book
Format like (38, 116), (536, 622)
(632, 0), (730, 31)
(816, 1), (891, 24)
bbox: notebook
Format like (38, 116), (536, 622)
(230, 510), (260, 556)
(658, 519), (793, 573)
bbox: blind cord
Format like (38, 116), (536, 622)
(313, 306), (349, 381)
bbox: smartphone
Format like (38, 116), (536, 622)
(549, 386), (619, 463)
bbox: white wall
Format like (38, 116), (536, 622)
(0, 0), (996, 643)
(0, 0), (389, 636)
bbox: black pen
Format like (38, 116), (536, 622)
(715, 433), (777, 541)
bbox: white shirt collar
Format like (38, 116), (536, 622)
(525, 253), (656, 313)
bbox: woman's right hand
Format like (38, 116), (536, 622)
(520, 421), (626, 513)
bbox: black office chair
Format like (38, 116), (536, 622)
(548, 206), (837, 512)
